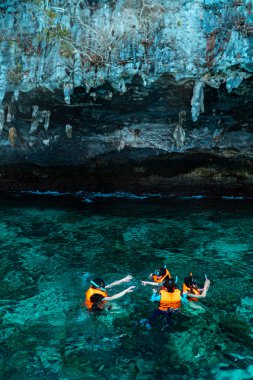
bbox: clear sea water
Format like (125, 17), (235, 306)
(0, 196), (253, 380)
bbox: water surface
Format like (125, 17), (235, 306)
(0, 197), (253, 380)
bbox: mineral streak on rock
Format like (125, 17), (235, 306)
(8, 127), (18, 147)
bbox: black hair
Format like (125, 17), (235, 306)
(163, 278), (176, 293)
(90, 293), (104, 313)
(155, 267), (167, 277)
(184, 276), (197, 288)
(92, 278), (105, 289)
(90, 294), (104, 303)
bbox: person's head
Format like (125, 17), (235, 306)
(91, 278), (105, 290)
(153, 267), (167, 279)
(90, 293), (104, 312)
(163, 278), (176, 293)
(184, 275), (198, 289)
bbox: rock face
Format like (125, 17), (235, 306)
(0, 0), (253, 195)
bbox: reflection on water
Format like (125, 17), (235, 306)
(0, 198), (253, 380)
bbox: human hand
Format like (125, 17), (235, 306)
(204, 278), (210, 290)
(125, 286), (135, 293)
(141, 281), (148, 286)
(149, 273), (153, 279)
(152, 289), (157, 293)
(123, 275), (133, 283)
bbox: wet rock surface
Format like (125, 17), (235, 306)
(0, 1), (253, 195)
(0, 79), (253, 196)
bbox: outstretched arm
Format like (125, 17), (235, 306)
(186, 279), (210, 299)
(186, 293), (206, 299)
(103, 286), (135, 301)
(141, 281), (161, 287)
(105, 275), (133, 289)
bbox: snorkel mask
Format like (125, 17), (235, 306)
(91, 280), (106, 292)
(154, 266), (167, 277)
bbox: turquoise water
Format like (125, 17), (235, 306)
(0, 197), (253, 380)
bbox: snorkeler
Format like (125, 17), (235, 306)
(141, 266), (171, 287)
(182, 273), (210, 303)
(84, 275), (135, 311)
(141, 278), (181, 328)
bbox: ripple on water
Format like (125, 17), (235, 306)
(0, 198), (253, 379)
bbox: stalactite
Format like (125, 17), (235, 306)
(64, 83), (73, 105)
(173, 110), (186, 148)
(6, 104), (12, 123)
(43, 111), (51, 131)
(0, 106), (4, 135)
(14, 89), (19, 101)
(30, 105), (40, 134)
(65, 124), (72, 139)
(0, 74), (6, 105)
(73, 52), (83, 87)
(191, 79), (205, 122)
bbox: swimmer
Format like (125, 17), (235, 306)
(141, 278), (181, 328)
(182, 273), (210, 301)
(182, 273), (210, 311)
(141, 266), (171, 287)
(84, 276), (135, 311)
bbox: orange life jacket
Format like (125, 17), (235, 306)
(159, 288), (181, 311)
(182, 283), (200, 302)
(85, 287), (108, 309)
(152, 268), (171, 283)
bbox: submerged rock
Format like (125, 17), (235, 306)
(220, 315), (251, 337)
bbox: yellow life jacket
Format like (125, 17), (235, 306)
(182, 283), (200, 302)
(159, 288), (181, 311)
(153, 268), (171, 283)
(85, 287), (108, 309)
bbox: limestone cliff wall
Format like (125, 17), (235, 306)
(1, 0), (253, 120)
(0, 0), (253, 195)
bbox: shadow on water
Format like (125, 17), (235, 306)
(0, 195), (253, 379)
